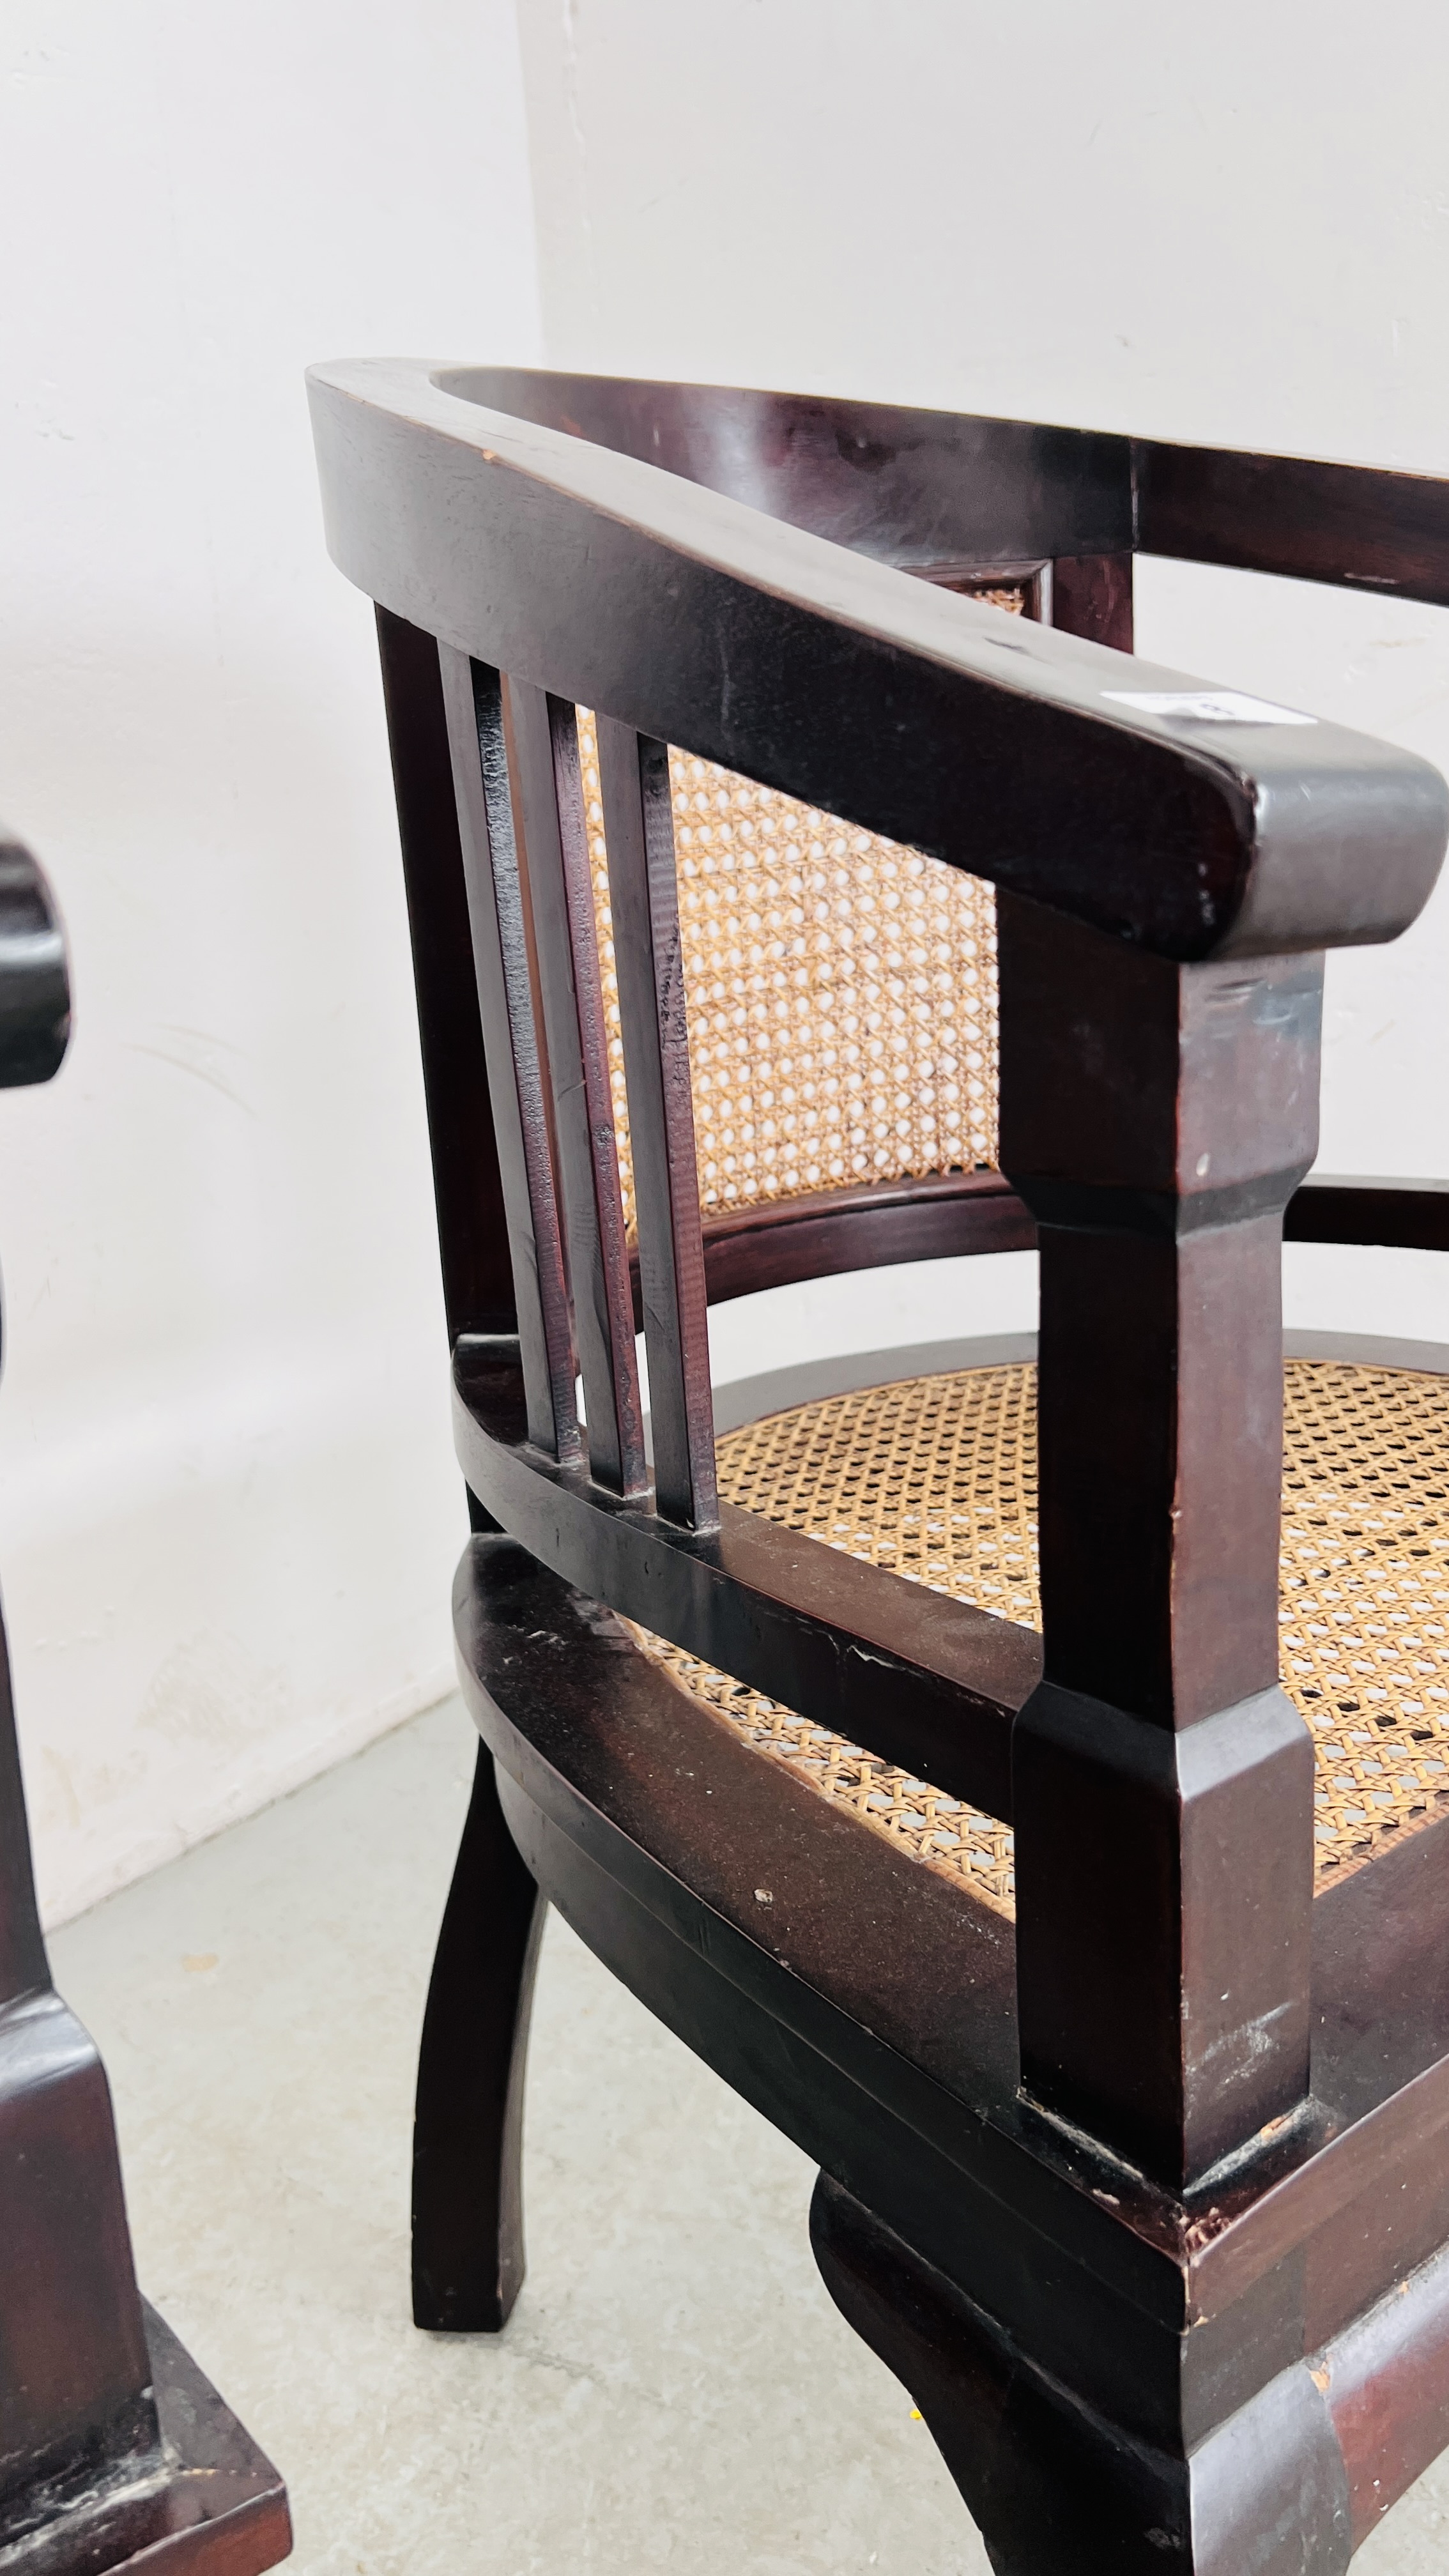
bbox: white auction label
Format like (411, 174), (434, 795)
(1101, 689), (1317, 726)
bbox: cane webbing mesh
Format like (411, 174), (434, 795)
(575, 711), (1000, 1237)
(632, 1359), (1449, 1916)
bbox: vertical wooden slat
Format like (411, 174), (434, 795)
(503, 679), (647, 1498)
(374, 607), (514, 1346)
(438, 644), (578, 1463)
(594, 717), (717, 1531)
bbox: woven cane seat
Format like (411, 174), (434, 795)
(634, 1359), (1449, 1916)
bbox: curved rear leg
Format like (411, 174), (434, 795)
(412, 1738), (545, 2331)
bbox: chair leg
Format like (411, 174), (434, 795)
(808, 2175), (1351, 2576)
(411, 1739), (545, 2331)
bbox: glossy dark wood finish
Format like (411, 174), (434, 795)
(999, 896), (1321, 2185)
(811, 2177), (1354, 2576)
(412, 1742), (544, 2331)
(448, 368), (1135, 575)
(445, 369), (1449, 617)
(0, 858), (160, 2536)
(438, 649), (577, 1460)
(505, 685), (646, 1497)
(0, 834), (289, 2575)
(816, 2182), (1449, 2572)
(0, 1703), (158, 2529)
(1049, 549), (1135, 650)
(313, 362), (1449, 2566)
(310, 364), (1448, 964)
(12, 2308), (291, 2576)
(374, 610), (512, 1344)
(691, 1169), (1034, 1314)
(640, 1163), (1449, 1320)
(999, 901), (1323, 1728)
(454, 1540), (1449, 2450)
(453, 1339), (1029, 1818)
(1324, 2235), (1449, 2550)
(595, 720), (716, 1529)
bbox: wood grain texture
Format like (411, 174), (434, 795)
(1322, 2236), (1449, 2549)
(689, 1169), (1036, 1314)
(1050, 550), (1135, 651)
(0, 850), (160, 2545)
(503, 682), (646, 1497)
(0, 830), (68, 1090)
(999, 896), (1321, 2186)
(438, 648), (578, 1461)
(998, 901), (1322, 1726)
(811, 2177), (1353, 2576)
(595, 720), (717, 1529)
(453, 1337), (1029, 1819)
(670, 1166), (1449, 1315)
(448, 368), (1135, 572)
(374, 608), (513, 1344)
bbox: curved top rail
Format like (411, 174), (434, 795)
(307, 357), (1448, 962)
(448, 367), (1449, 610)
(441, 365), (1135, 574)
(0, 829), (69, 1089)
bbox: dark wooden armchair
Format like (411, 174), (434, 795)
(0, 828), (290, 2575)
(308, 361), (1449, 2573)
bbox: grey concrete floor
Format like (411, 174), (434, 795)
(47, 1701), (1449, 2575)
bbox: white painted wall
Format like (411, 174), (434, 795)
(516, 0), (1449, 1374)
(0, 2), (540, 1922)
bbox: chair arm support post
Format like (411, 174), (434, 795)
(998, 894), (1323, 2188)
(595, 719), (719, 1533)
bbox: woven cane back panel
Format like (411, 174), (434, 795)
(574, 710), (1000, 1235)
(634, 1359), (1449, 1916)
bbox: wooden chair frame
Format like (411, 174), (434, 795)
(310, 361), (1449, 2573)
(0, 829), (290, 2576)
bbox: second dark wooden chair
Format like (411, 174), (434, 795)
(0, 825), (291, 2576)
